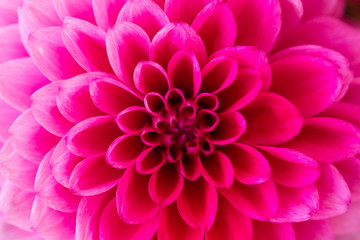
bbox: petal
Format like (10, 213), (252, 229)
(293, 220), (334, 240)
(93, 0), (126, 29)
(117, 0), (169, 39)
(219, 179), (278, 220)
(31, 82), (74, 137)
(278, 0), (303, 32)
(176, 178), (218, 231)
(200, 151), (234, 188)
(258, 146), (320, 188)
(9, 110), (60, 163)
(329, 200), (360, 236)
(69, 154), (123, 196)
(167, 50), (201, 98)
(134, 61), (169, 95)
(158, 203), (204, 240)
(206, 195), (252, 240)
(116, 166), (159, 224)
(136, 146), (165, 175)
(282, 117), (360, 163)
(164, 0), (212, 24)
(180, 154), (202, 181)
(35, 149), (81, 212)
(0, 1), (22, 27)
(148, 164), (184, 207)
(311, 164), (351, 220)
(253, 221), (296, 240)
(116, 107), (152, 134)
(30, 197), (76, 240)
(65, 115), (122, 158)
(322, 102), (360, 129)
(28, 26), (85, 82)
(53, 0), (95, 23)
(209, 111), (246, 145)
(0, 221), (42, 240)
(0, 98), (20, 142)
(106, 21), (150, 87)
(192, 0), (237, 55)
(0, 25), (27, 63)
(218, 143), (271, 185)
(0, 57), (48, 112)
(57, 72), (107, 123)
(301, 0), (344, 20)
(99, 198), (158, 240)
(335, 157), (360, 201)
(240, 92), (303, 145)
(150, 22), (207, 69)
(61, 17), (112, 73)
(0, 141), (37, 191)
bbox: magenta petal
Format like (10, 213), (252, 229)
(167, 50), (201, 98)
(271, 184), (319, 222)
(0, 141), (37, 191)
(335, 157), (360, 201)
(116, 166), (159, 224)
(93, 0), (126, 29)
(61, 17), (112, 73)
(278, 0), (303, 32)
(148, 164), (184, 207)
(210, 111), (246, 145)
(158, 203), (204, 240)
(106, 21), (150, 87)
(0, 25), (27, 63)
(35, 149), (81, 212)
(100, 198), (158, 240)
(177, 178), (217, 231)
(311, 164), (351, 220)
(218, 143), (270, 185)
(106, 134), (145, 169)
(253, 221), (296, 240)
(240, 92), (303, 145)
(164, 0), (212, 24)
(53, 0), (95, 23)
(329, 200), (360, 236)
(136, 146), (165, 175)
(219, 179), (278, 220)
(192, 0), (236, 55)
(322, 102), (360, 130)
(180, 154), (202, 181)
(28, 27), (85, 82)
(30, 197), (76, 240)
(301, 0), (344, 20)
(116, 107), (152, 134)
(0, 98), (20, 142)
(31, 82), (74, 137)
(89, 76), (143, 115)
(259, 146), (320, 188)
(134, 61), (169, 95)
(9, 110), (60, 163)
(69, 154), (123, 196)
(282, 117), (360, 163)
(117, 0), (169, 39)
(150, 22), (207, 69)
(65, 115), (122, 157)
(293, 220), (334, 240)
(57, 73), (106, 123)
(0, 1), (22, 27)
(207, 195), (252, 240)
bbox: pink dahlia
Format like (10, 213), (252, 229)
(1, 0), (360, 239)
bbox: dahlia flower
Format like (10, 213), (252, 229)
(0, 0), (360, 239)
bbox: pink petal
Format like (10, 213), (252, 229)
(57, 72), (106, 123)
(150, 22), (207, 69)
(311, 164), (351, 220)
(148, 164), (184, 207)
(0, 141), (38, 191)
(177, 178), (217, 231)
(180, 154), (202, 181)
(215, 69), (262, 113)
(31, 82), (74, 137)
(65, 115), (122, 158)
(106, 21), (150, 87)
(158, 203), (204, 240)
(0, 98), (20, 142)
(301, 0), (344, 20)
(9, 110), (60, 163)
(335, 157), (360, 201)
(200, 151), (234, 188)
(0, 25), (27, 63)
(209, 111), (246, 145)
(219, 179), (278, 220)
(192, 0), (236, 55)
(106, 134), (145, 169)
(116, 166), (159, 224)
(343, 78), (360, 105)
(0, 181), (35, 230)
(210, 46), (271, 91)
(329, 200), (360, 236)
(206, 195), (252, 240)
(61, 17), (112, 73)
(293, 220), (334, 240)
(278, 0), (303, 32)
(253, 221), (296, 240)
(164, 0), (212, 24)
(116, 107), (152, 134)
(134, 61), (169, 95)
(93, 0), (126, 29)
(117, 0), (169, 39)
(136, 146), (165, 175)
(322, 102), (360, 129)
(0, 1), (22, 27)
(99, 198), (158, 240)
(30, 197), (76, 240)
(53, 0), (95, 23)
(282, 117), (360, 163)
(28, 27), (85, 82)
(167, 50), (201, 98)
(195, 93), (219, 111)
(259, 146), (320, 187)
(271, 184), (319, 222)
(218, 143), (271, 185)
(69, 154), (123, 196)
(0, 221), (42, 240)
(89, 76), (143, 115)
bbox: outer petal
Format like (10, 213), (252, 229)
(164, 0), (212, 24)
(301, 0), (344, 20)
(293, 220), (334, 240)
(0, 221), (42, 240)
(329, 200), (360, 236)
(253, 221), (296, 240)
(0, 25), (27, 63)
(93, 0), (126, 29)
(278, 0), (303, 32)
(322, 102), (360, 129)
(0, 98), (20, 142)
(0, 0), (22, 27)
(53, 0), (95, 23)
(335, 157), (360, 200)
(134, 61), (169, 95)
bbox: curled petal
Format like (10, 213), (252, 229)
(164, 0), (212, 24)
(134, 61), (169, 95)
(278, 0), (303, 32)
(53, 0), (95, 23)
(144, 93), (166, 115)
(93, 0), (126, 29)
(180, 154), (202, 181)
(136, 146), (165, 174)
(116, 107), (152, 134)
(0, 24), (27, 63)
